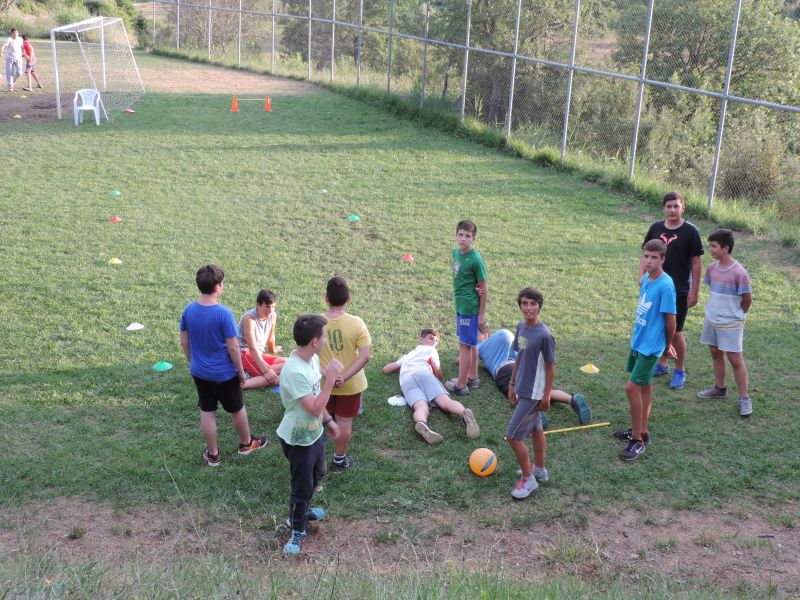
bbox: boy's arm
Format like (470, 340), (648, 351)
(507, 362), (518, 406)
(663, 314), (677, 359)
(740, 292), (753, 314)
(539, 362), (555, 411)
(267, 317), (282, 354)
(476, 280), (488, 330)
(180, 331), (191, 362)
(688, 255), (702, 308)
(383, 359), (401, 374)
(336, 346), (372, 387)
(243, 315), (278, 384)
(299, 360), (343, 417)
(225, 337), (247, 386)
(431, 363), (444, 380)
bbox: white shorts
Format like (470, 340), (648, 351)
(700, 319), (744, 353)
(400, 372), (448, 407)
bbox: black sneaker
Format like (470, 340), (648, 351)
(620, 439), (646, 461)
(613, 428), (650, 445)
(331, 455), (354, 472)
(203, 447), (220, 467)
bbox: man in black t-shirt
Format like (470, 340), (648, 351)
(640, 192), (704, 390)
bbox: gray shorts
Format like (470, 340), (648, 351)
(700, 319), (744, 353)
(401, 372), (448, 407)
(506, 397), (543, 441)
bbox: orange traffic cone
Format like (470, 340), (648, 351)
(264, 96), (272, 112)
(231, 96), (239, 112)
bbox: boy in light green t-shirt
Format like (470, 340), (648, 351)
(278, 314), (343, 556)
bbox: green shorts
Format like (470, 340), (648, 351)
(626, 349), (659, 385)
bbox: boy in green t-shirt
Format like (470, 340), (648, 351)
(278, 315), (343, 556)
(446, 219), (488, 396)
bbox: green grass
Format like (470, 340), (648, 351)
(1, 53), (799, 597)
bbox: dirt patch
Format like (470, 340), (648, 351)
(2, 499), (798, 595)
(0, 55), (317, 123)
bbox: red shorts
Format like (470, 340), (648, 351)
(240, 350), (280, 377)
(326, 392), (361, 418)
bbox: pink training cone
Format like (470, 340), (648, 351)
(110, 216), (122, 223)
(402, 253), (414, 263)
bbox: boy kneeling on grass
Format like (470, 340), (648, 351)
(278, 315), (342, 556)
(383, 329), (480, 444)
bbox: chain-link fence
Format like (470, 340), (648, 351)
(147, 0), (800, 216)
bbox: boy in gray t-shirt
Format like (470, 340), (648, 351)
(506, 288), (556, 501)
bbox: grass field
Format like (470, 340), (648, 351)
(1, 53), (799, 598)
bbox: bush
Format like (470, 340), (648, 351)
(719, 130), (784, 202)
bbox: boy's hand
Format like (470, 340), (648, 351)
(325, 359), (343, 381)
(238, 370), (246, 387)
(334, 375), (344, 387)
(539, 394), (551, 411)
(325, 419), (340, 439)
(507, 385), (517, 407)
(475, 284), (485, 297)
(274, 345), (283, 354)
(665, 344), (677, 359)
(264, 369), (279, 386)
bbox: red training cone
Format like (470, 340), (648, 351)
(231, 96), (239, 112)
(264, 96), (272, 112)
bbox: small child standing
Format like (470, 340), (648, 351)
(179, 265), (268, 467)
(21, 34), (42, 91)
(318, 276), (372, 472)
(445, 219), (488, 396)
(696, 229), (754, 416)
(278, 315), (343, 555)
(505, 288), (556, 499)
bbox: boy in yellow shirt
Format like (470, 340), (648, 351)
(319, 276), (372, 472)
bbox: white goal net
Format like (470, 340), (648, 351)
(50, 16), (145, 121)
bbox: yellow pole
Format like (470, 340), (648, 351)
(544, 422), (610, 435)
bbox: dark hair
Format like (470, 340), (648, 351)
(456, 219), (477, 237)
(293, 314), (327, 346)
(10, 28), (17, 34)
(643, 239), (667, 257)
(517, 287), (544, 308)
(195, 264), (224, 294)
(420, 328), (439, 338)
(326, 276), (350, 307)
(662, 191), (685, 207)
(708, 229), (735, 254)
(256, 289), (276, 306)
(22, 34), (29, 41)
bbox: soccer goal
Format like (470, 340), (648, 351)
(50, 16), (145, 121)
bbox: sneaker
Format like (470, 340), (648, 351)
(653, 363), (670, 377)
(570, 393), (592, 425)
(202, 447), (220, 467)
(238, 435), (269, 455)
(516, 467), (549, 483)
(415, 421), (444, 445)
(510, 475), (539, 499)
(283, 530), (306, 555)
(613, 428), (650, 445)
(697, 384), (727, 399)
(331, 455), (354, 472)
(462, 408), (480, 439)
(22, 87), (31, 91)
(467, 377), (481, 389)
(739, 396), (753, 417)
(670, 369), (686, 390)
(285, 507), (325, 528)
(444, 379), (469, 396)
(620, 439), (646, 461)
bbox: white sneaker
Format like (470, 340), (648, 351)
(516, 467), (549, 482)
(511, 475), (539, 499)
(462, 408), (480, 439)
(739, 396), (753, 417)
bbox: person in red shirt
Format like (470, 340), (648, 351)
(22, 34), (42, 91)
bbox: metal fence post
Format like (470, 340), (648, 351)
(330, 0), (336, 82)
(708, 0), (744, 215)
(356, 0), (364, 88)
(628, 0), (655, 180)
(460, 0), (472, 121)
(207, 0), (212, 59)
(420, 1), (430, 109)
(560, 0), (581, 163)
(152, 0), (156, 47)
(387, 0), (395, 95)
(505, 0), (522, 138)
(271, 0), (276, 72)
(237, 0), (242, 66)
(307, 0), (312, 80)
(176, 1), (180, 50)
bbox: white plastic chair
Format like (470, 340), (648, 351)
(73, 89), (104, 126)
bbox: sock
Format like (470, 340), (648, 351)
(333, 453), (345, 464)
(717, 385), (727, 391)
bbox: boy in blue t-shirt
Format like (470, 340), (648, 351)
(615, 240), (677, 461)
(180, 265), (268, 467)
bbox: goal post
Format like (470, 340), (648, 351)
(50, 16), (145, 121)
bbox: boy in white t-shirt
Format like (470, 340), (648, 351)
(383, 329), (480, 444)
(1, 29), (23, 91)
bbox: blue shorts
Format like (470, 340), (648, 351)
(506, 397), (543, 440)
(456, 312), (479, 346)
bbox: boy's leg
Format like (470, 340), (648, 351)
(412, 399), (444, 444)
(333, 417), (353, 455)
(640, 383), (654, 436)
(625, 380), (644, 440)
(432, 393), (465, 417)
(550, 390), (572, 404)
(673, 331), (687, 371)
(200, 410), (218, 455)
(508, 439), (532, 478)
(531, 427), (546, 469)
(468, 345), (479, 381)
(412, 400), (430, 424)
(230, 407), (253, 444)
(726, 352), (748, 397)
(456, 343), (471, 388)
(284, 439), (321, 533)
(710, 345), (727, 388)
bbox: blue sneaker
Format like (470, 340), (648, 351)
(670, 369), (686, 390)
(285, 507), (325, 529)
(653, 363), (670, 377)
(570, 393), (592, 425)
(283, 530), (306, 555)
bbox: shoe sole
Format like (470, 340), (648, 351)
(462, 408), (480, 439)
(571, 394), (592, 425)
(415, 422), (443, 444)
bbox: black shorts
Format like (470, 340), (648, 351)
(194, 375), (244, 413)
(495, 363), (513, 397)
(675, 293), (688, 332)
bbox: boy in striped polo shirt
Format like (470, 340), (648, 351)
(696, 229), (754, 417)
